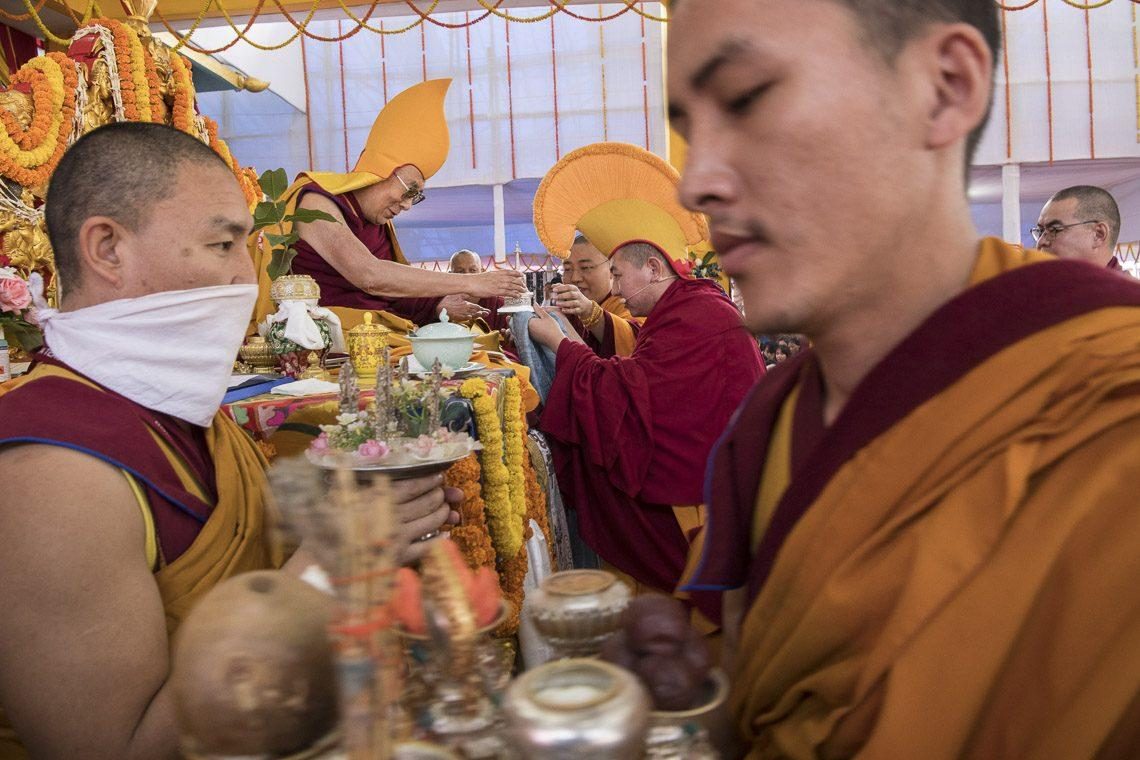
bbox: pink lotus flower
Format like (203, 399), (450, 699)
(310, 432), (331, 453)
(0, 275), (31, 313)
(357, 439), (390, 459)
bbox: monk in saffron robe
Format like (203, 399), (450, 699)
(251, 79), (526, 341)
(551, 235), (643, 357)
(0, 124), (459, 759)
(528, 143), (764, 621)
(254, 80), (536, 408)
(668, 1), (1140, 757)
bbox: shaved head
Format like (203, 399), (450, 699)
(448, 249), (483, 274)
(46, 122), (231, 292)
(1047, 186), (1121, 248)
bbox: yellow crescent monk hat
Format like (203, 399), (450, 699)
(532, 142), (710, 279)
(301, 78), (452, 196)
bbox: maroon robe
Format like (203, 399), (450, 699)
(0, 356), (217, 564)
(291, 182), (441, 325)
(541, 278), (764, 617)
(567, 308), (641, 358)
(689, 257), (1140, 604)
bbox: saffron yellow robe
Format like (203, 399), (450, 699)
(691, 238), (1140, 759)
(0, 364), (279, 757)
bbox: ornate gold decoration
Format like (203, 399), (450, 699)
(270, 273), (321, 304)
(299, 352), (331, 382)
(346, 311), (389, 388)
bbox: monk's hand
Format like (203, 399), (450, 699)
(437, 294), (488, 323)
(528, 304), (568, 350)
(391, 473), (452, 564)
(552, 310), (587, 344)
(471, 269), (528, 300)
(551, 284), (593, 317)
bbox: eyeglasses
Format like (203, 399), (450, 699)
(395, 174), (426, 206)
(1030, 219), (1098, 243)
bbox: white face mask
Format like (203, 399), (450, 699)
(30, 274), (258, 428)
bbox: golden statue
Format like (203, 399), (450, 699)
(0, 0), (259, 308)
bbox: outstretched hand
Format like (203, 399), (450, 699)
(437, 294), (488, 323)
(471, 269), (528, 299)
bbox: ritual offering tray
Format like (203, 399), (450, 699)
(305, 353), (479, 477)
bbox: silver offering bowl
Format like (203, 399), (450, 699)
(503, 658), (650, 758)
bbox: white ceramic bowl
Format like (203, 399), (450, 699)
(407, 334), (476, 371)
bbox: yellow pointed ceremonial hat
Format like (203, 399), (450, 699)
(532, 142), (709, 269)
(356, 78), (452, 180)
(299, 79), (453, 196)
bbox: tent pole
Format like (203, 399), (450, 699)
(1002, 163), (1022, 245)
(493, 183), (507, 264)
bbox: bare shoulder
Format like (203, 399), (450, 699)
(0, 444), (170, 756)
(0, 443), (148, 554)
(296, 189), (348, 223)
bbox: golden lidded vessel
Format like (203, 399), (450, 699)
(347, 312), (390, 388)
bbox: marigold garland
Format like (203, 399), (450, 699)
(460, 376), (531, 635)
(143, 44), (164, 123)
(501, 376), (530, 545)
(443, 452), (497, 570)
(0, 53), (78, 189)
(169, 53), (196, 135)
(102, 20), (142, 120)
(495, 536), (527, 635)
(460, 376), (525, 560)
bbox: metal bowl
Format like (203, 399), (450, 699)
(503, 659), (650, 758)
(526, 569), (631, 657)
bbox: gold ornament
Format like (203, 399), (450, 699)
(346, 312), (389, 389)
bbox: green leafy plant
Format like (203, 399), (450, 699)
(251, 168), (340, 280)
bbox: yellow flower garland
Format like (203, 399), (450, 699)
(460, 376), (530, 634)
(0, 55), (66, 169)
(460, 376), (524, 559)
(169, 53), (196, 134)
(123, 23), (152, 122)
(502, 376), (529, 545)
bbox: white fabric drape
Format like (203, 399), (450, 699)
(199, 4), (667, 185)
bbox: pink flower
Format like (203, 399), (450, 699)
(411, 435), (436, 457)
(0, 275), (31, 314)
(357, 439), (390, 459)
(310, 432), (330, 453)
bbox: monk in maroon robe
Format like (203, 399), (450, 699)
(529, 241), (764, 621)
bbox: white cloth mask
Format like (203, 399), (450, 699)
(30, 274), (258, 428)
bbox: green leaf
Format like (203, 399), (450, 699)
(258, 168), (289, 201)
(252, 201), (283, 230)
(701, 251), (716, 265)
(287, 208), (339, 225)
(264, 232), (298, 248)
(3, 321), (43, 352)
(267, 246), (299, 280)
